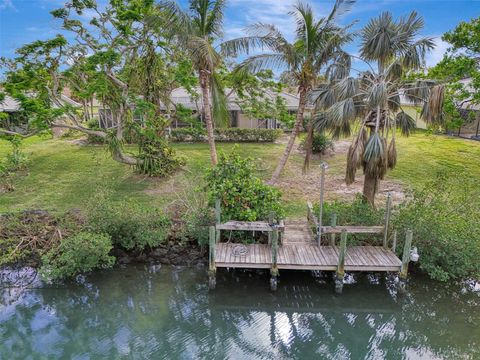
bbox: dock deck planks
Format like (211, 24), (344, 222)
(215, 219), (402, 272)
(215, 243), (401, 271)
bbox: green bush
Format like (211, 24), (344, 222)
(170, 127), (283, 143)
(301, 132), (334, 154)
(393, 172), (480, 282)
(0, 137), (27, 177)
(135, 137), (186, 177)
(170, 127), (207, 142)
(40, 231), (115, 280)
(178, 195), (215, 247)
(314, 195), (386, 244)
(85, 118), (105, 144)
(214, 128), (283, 142)
(206, 149), (285, 222)
(86, 192), (171, 251)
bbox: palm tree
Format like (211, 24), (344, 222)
(313, 11), (444, 206)
(222, 0), (355, 184)
(161, 0), (229, 165)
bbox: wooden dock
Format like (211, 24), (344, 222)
(215, 216), (401, 271)
(208, 193), (413, 292)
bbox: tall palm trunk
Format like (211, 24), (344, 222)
(363, 171), (377, 207)
(199, 70), (218, 166)
(268, 87), (308, 185)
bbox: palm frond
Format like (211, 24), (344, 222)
(422, 84), (445, 124)
(367, 81), (387, 108)
(210, 70), (228, 127)
(206, 0), (226, 38)
(188, 36), (221, 70)
(236, 53), (287, 73)
(334, 76), (358, 100)
(325, 97), (356, 138)
(345, 127), (365, 184)
(400, 37), (435, 70)
(327, 0), (356, 23)
(387, 137), (397, 169)
(396, 111), (416, 136)
(311, 84), (337, 110)
(363, 132), (387, 180)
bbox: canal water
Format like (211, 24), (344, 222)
(0, 265), (479, 359)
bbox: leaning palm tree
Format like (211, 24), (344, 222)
(313, 11), (444, 206)
(161, 0), (229, 165)
(222, 0), (355, 184)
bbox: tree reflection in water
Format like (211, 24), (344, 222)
(0, 265), (478, 359)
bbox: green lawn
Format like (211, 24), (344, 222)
(1, 132), (479, 217)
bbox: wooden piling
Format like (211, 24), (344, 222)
(330, 213), (337, 246)
(215, 199), (221, 243)
(383, 193), (392, 248)
(400, 230), (413, 280)
(335, 230), (347, 293)
(317, 163), (327, 245)
(208, 225), (216, 289)
(270, 228), (279, 291)
(392, 230), (397, 253)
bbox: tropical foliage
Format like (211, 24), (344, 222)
(41, 232), (115, 281)
(222, 0), (355, 183)
(206, 149), (285, 222)
(313, 11), (444, 206)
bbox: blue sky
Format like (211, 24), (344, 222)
(1, 0), (479, 69)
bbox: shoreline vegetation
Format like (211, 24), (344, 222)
(1, 131), (479, 283)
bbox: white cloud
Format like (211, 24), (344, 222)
(426, 36), (449, 67)
(0, 0), (16, 11)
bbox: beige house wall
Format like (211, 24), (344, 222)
(237, 113), (258, 128)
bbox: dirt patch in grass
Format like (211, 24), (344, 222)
(278, 139), (406, 206)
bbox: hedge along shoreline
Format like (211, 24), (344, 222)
(169, 128), (283, 143)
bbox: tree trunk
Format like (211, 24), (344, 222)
(268, 87), (308, 185)
(362, 171), (377, 207)
(200, 70), (218, 166)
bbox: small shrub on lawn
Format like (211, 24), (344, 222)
(0, 136), (27, 177)
(85, 118), (105, 144)
(206, 149), (285, 222)
(135, 124), (186, 177)
(393, 172), (480, 282)
(40, 231), (115, 280)
(300, 132), (334, 154)
(86, 191), (171, 251)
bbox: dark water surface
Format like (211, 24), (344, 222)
(1, 265), (479, 359)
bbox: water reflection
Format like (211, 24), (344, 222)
(0, 265), (478, 359)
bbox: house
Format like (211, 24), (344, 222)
(165, 87), (301, 129)
(0, 93), (82, 136)
(399, 79), (480, 138)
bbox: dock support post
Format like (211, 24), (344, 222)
(317, 163), (327, 246)
(270, 228), (279, 291)
(208, 226), (216, 290)
(330, 213), (337, 246)
(335, 230), (347, 294)
(215, 199), (221, 243)
(383, 193), (392, 248)
(399, 230), (413, 288)
(268, 213), (274, 245)
(392, 230), (397, 253)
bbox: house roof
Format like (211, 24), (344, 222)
(0, 95), (20, 112)
(0, 94), (81, 112)
(166, 87), (301, 111)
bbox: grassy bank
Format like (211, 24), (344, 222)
(1, 132), (480, 217)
